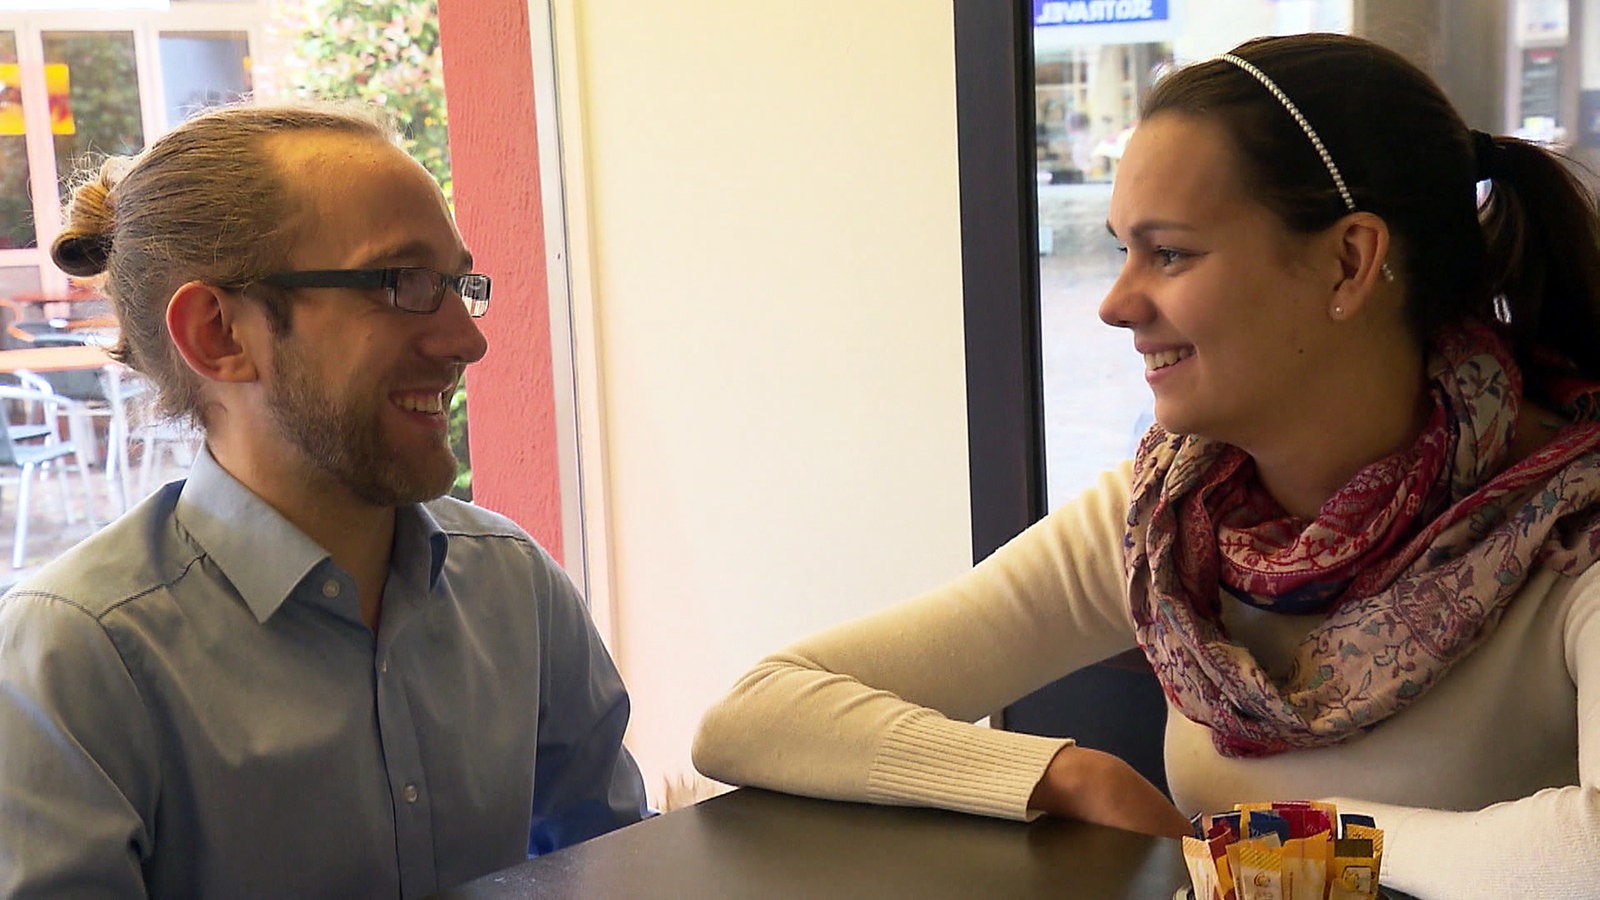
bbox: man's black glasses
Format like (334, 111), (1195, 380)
(255, 267), (491, 317)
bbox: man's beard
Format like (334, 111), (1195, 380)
(265, 339), (461, 507)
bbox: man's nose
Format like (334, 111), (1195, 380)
(426, 293), (490, 364)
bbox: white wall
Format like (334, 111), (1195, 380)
(557, 0), (974, 803)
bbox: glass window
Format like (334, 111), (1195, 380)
(0, 31), (34, 250)
(1034, 39), (1171, 505)
(0, 8), (268, 580)
(158, 31), (251, 126)
(43, 31), (145, 200)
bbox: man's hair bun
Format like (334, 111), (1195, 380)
(51, 230), (113, 277)
(50, 161), (121, 277)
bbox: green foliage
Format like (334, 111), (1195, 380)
(449, 379), (471, 498)
(275, 0), (451, 201)
(48, 31), (144, 196)
(0, 139), (34, 249)
(276, 0), (472, 500)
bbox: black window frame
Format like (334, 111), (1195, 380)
(954, 0), (1169, 794)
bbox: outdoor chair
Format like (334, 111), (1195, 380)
(10, 344), (145, 512)
(0, 384), (98, 569)
(3, 371), (61, 444)
(129, 411), (201, 498)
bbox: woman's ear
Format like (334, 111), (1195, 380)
(1327, 212), (1392, 321)
(166, 281), (259, 383)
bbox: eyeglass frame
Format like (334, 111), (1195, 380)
(248, 267), (491, 317)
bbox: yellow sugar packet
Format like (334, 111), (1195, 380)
(1280, 833), (1331, 900)
(1183, 835), (1223, 900)
(1327, 837), (1378, 900)
(1234, 840), (1286, 900)
(1225, 837), (1279, 900)
(1343, 823), (1384, 881)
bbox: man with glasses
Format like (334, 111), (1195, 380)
(0, 103), (647, 896)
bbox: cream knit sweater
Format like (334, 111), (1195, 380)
(693, 463), (1600, 899)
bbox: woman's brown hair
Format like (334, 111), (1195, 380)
(1144, 33), (1600, 379)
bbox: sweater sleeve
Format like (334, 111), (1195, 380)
(693, 464), (1141, 821)
(1330, 566), (1600, 900)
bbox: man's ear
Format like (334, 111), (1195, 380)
(166, 281), (260, 383)
(1328, 212), (1392, 321)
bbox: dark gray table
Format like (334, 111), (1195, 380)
(437, 787), (1192, 898)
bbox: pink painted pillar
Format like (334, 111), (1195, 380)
(437, 0), (564, 562)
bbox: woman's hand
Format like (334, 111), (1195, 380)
(1028, 744), (1191, 838)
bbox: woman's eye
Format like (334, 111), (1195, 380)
(1110, 241), (1195, 268)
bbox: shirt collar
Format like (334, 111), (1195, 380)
(175, 447), (328, 623)
(397, 502), (452, 593)
(174, 447), (451, 623)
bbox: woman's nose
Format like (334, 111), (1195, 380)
(1097, 265), (1144, 330)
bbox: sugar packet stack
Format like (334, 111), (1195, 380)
(1181, 800), (1383, 900)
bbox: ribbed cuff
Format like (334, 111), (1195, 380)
(865, 710), (1073, 820)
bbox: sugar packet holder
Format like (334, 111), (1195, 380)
(1180, 801), (1382, 900)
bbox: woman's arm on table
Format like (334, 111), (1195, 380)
(693, 464), (1176, 826)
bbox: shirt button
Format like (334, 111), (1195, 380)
(403, 784), (419, 804)
(321, 579), (340, 598)
(379, 658), (389, 674)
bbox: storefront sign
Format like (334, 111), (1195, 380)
(1516, 0), (1568, 45)
(1034, 0), (1168, 27)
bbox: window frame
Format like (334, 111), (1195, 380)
(0, 3), (264, 294)
(953, 0), (1046, 566)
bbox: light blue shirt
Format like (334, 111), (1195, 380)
(0, 448), (647, 897)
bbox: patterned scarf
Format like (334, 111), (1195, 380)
(1125, 322), (1600, 757)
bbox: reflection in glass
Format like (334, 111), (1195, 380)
(159, 31), (251, 126)
(1034, 38), (1169, 508)
(0, 31), (36, 250)
(44, 31), (144, 202)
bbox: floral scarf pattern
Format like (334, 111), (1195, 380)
(1125, 322), (1600, 757)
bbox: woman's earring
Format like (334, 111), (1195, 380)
(1332, 304), (1345, 318)
(1381, 262), (1396, 283)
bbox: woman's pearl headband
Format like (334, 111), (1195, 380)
(1216, 53), (1356, 213)
(1216, 52), (1395, 282)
